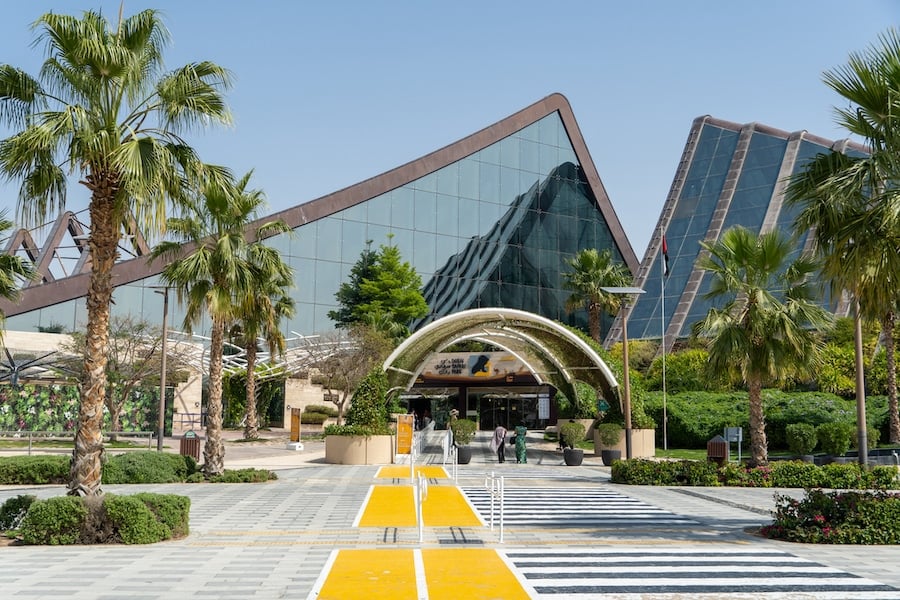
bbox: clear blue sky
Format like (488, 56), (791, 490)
(0, 1), (897, 257)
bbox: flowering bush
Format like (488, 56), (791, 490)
(761, 489), (900, 544)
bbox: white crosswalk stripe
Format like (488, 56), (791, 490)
(462, 486), (699, 528)
(503, 547), (900, 599)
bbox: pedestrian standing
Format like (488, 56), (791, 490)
(514, 423), (527, 464)
(489, 424), (508, 463)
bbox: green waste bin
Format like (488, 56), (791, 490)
(180, 430), (201, 462)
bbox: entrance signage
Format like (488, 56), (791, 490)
(416, 352), (533, 385)
(397, 414), (414, 454)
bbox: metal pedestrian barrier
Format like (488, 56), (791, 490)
(415, 472), (429, 543)
(484, 471), (505, 543)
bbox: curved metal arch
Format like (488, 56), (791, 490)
(383, 308), (619, 401)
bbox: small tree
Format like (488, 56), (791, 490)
(314, 324), (394, 425)
(344, 367), (390, 435)
(329, 237), (427, 335)
(60, 316), (190, 441)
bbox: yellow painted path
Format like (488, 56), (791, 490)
(357, 485), (482, 527)
(376, 465), (448, 479)
(312, 549), (530, 600)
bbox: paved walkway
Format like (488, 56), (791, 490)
(1, 429), (899, 598)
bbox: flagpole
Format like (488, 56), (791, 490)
(661, 238), (668, 451)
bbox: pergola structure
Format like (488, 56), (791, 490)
(383, 308), (620, 407)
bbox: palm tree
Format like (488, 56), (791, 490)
(786, 28), (900, 445)
(562, 248), (631, 343)
(0, 10), (231, 495)
(151, 171), (287, 476)
(0, 212), (36, 338)
(236, 248), (294, 440)
(693, 226), (832, 467)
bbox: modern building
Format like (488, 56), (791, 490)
(0, 93), (639, 431)
(608, 116), (868, 350)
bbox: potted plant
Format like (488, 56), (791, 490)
(596, 422), (622, 466)
(324, 369), (394, 465)
(449, 417), (477, 464)
(816, 422), (854, 463)
(785, 423), (817, 462)
(559, 421), (586, 466)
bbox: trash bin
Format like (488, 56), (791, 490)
(707, 434), (728, 466)
(180, 430), (201, 462)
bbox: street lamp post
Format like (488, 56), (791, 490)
(602, 286), (646, 460)
(154, 287), (169, 452)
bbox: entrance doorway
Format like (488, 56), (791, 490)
(472, 390), (544, 431)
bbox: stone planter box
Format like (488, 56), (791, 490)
(593, 428), (655, 458)
(325, 434), (395, 465)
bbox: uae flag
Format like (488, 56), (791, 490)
(662, 235), (670, 277)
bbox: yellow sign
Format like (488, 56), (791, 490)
(397, 414), (414, 454)
(290, 408), (301, 443)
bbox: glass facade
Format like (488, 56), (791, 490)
(6, 110), (628, 339)
(624, 119), (868, 345)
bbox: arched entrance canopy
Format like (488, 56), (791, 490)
(383, 308), (619, 404)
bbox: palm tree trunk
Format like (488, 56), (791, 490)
(69, 186), (117, 497)
(747, 377), (768, 467)
(243, 342), (259, 440)
(203, 317), (227, 476)
(588, 301), (601, 343)
(883, 312), (900, 444)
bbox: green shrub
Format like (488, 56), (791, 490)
(303, 404), (338, 417)
(610, 459), (719, 486)
(449, 418), (477, 445)
(16, 493), (191, 545)
(612, 459), (897, 490)
(104, 495), (170, 544)
(785, 423), (817, 456)
(645, 348), (725, 393)
(596, 422), (622, 447)
(0, 494), (36, 530)
(762, 489), (900, 544)
(102, 451), (196, 484)
(300, 411), (329, 425)
(342, 368), (390, 435)
(559, 421), (586, 448)
(132, 493), (190, 538)
(769, 461), (823, 488)
(718, 463), (772, 487)
(19, 496), (87, 545)
(206, 468), (277, 483)
(643, 391), (748, 448)
(556, 382), (600, 419)
(0, 455), (69, 484)
(817, 422), (854, 457)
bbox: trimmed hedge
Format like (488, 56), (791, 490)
(16, 492), (189, 545)
(643, 390), (890, 450)
(0, 455), (69, 484)
(611, 458), (899, 489)
(102, 451), (198, 484)
(0, 452), (273, 485)
(303, 404), (338, 417)
(761, 489), (900, 544)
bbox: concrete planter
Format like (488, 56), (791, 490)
(593, 428), (655, 458)
(325, 434), (395, 465)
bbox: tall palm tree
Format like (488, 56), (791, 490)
(786, 28), (900, 444)
(562, 248), (631, 343)
(0, 10), (231, 495)
(0, 212), (36, 338)
(237, 248), (294, 440)
(693, 226), (832, 467)
(151, 171), (287, 476)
